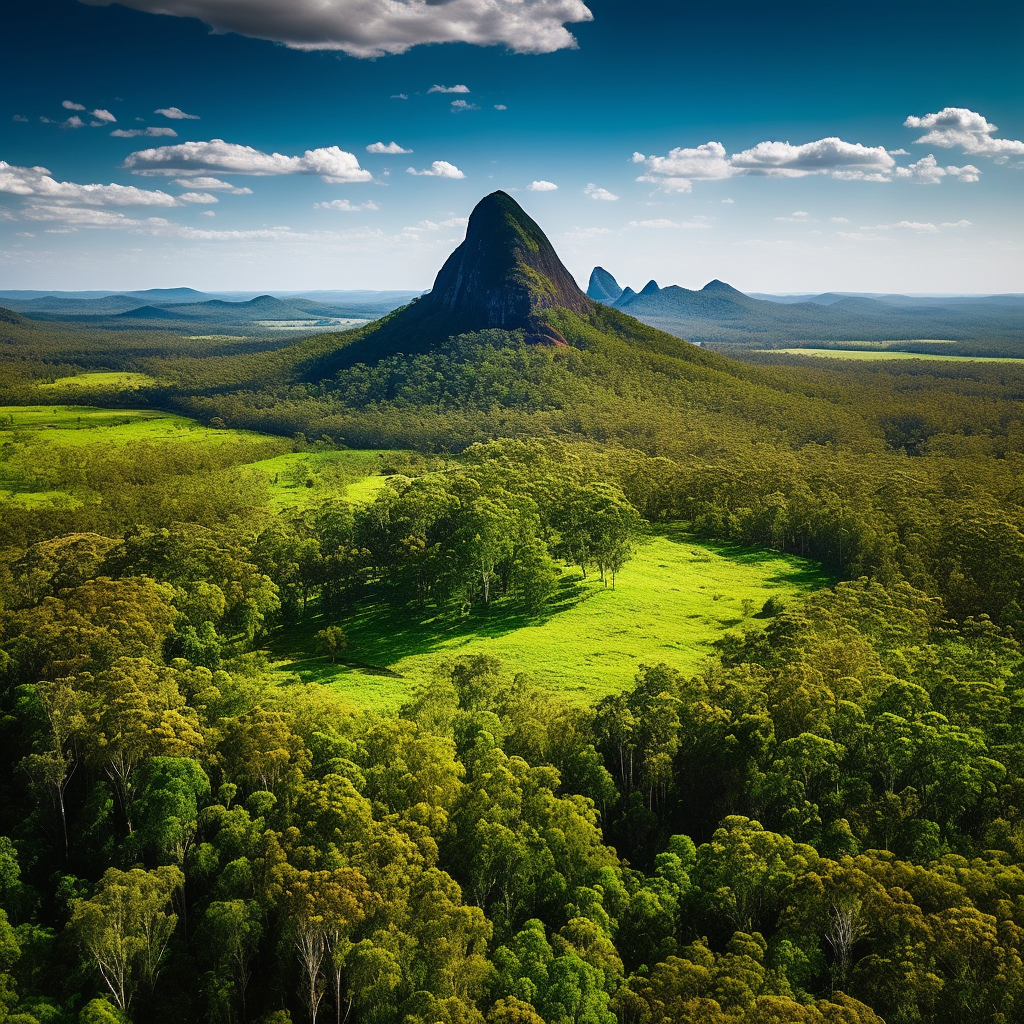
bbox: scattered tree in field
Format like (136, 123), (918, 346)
(315, 625), (348, 663)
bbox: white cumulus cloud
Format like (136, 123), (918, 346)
(0, 161), (183, 206)
(111, 127), (178, 138)
(178, 192), (218, 204)
(494, 104), (507, 111)
(429, 84), (470, 94)
(451, 100), (479, 112)
(941, 219), (972, 228)
(584, 182), (618, 200)
(528, 180), (558, 191)
(122, 139), (373, 182)
(905, 107), (1024, 158)
(78, 0), (594, 57)
(366, 141), (412, 154)
(64, 116), (85, 129)
(314, 199), (380, 210)
(730, 138), (894, 178)
(156, 106), (200, 120)
(633, 141), (732, 192)
(91, 109), (116, 124)
(893, 154), (981, 185)
(406, 160), (465, 178)
(171, 176), (252, 194)
(21, 206), (173, 229)
(636, 136), (897, 191)
(62, 100), (86, 111)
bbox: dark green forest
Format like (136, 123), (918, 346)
(0, 289), (1023, 1024)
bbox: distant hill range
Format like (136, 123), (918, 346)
(586, 270), (1024, 346)
(0, 287), (423, 326)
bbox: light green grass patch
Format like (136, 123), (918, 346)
(37, 372), (158, 390)
(247, 449), (401, 510)
(763, 348), (1024, 363)
(0, 405), (288, 504)
(0, 405), (262, 447)
(270, 527), (827, 711)
(0, 487), (78, 507)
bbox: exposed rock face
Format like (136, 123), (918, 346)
(587, 266), (623, 303)
(302, 192), (594, 375)
(419, 190), (591, 328)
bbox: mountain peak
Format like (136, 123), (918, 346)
(587, 266), (623, 303)
(640, 279), (661, 296)
(701, 279), (743, 295)
(420, 190), (590, 328)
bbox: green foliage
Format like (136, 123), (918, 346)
(0, 299), (1023, 1024)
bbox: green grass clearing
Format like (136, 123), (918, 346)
(37, 372), (158, 390)
(269, 526), (828, 711)
(0, 405), (269, 447)
(0, 406), (406, 509)
(247, 449), (401, 510)
(762, 348), (1024, 363)
(0, 405), (292, 505)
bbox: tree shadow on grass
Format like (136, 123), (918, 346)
(656, 527), (833, 590)
(269, 572), (592, 675)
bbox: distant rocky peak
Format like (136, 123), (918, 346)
(587, 266), (623, 303)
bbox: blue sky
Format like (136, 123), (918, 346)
(2, 0), (1022, 293)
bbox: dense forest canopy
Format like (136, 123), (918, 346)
(0, 195), (1022, 1023)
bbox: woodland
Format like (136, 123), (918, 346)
(0, 196), (1023, 1024)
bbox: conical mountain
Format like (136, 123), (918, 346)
(701, 279), (744, 296)
(307, 191), (592, 373)
(425, 190), (591, 325)
(587, 266), (623, 303)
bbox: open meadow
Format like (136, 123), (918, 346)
(270, 527), (825, 710)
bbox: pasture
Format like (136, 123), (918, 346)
(270, 526), (826, 711)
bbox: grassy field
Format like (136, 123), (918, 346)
(269, 526), (827, 711)
(0, 405), (285, 504)
(247, 449), (399, 510)
(0, 405), (229, 444)
(0, 405), (401, 508)
(763, 347), (1024, 363)
(37, 371), (158, 390)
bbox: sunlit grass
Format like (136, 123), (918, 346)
(37, 371), (158, 390)
(764, 348), (1024, 363)
(269, 526), (828, 711)
(246, 449), (400, 510)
